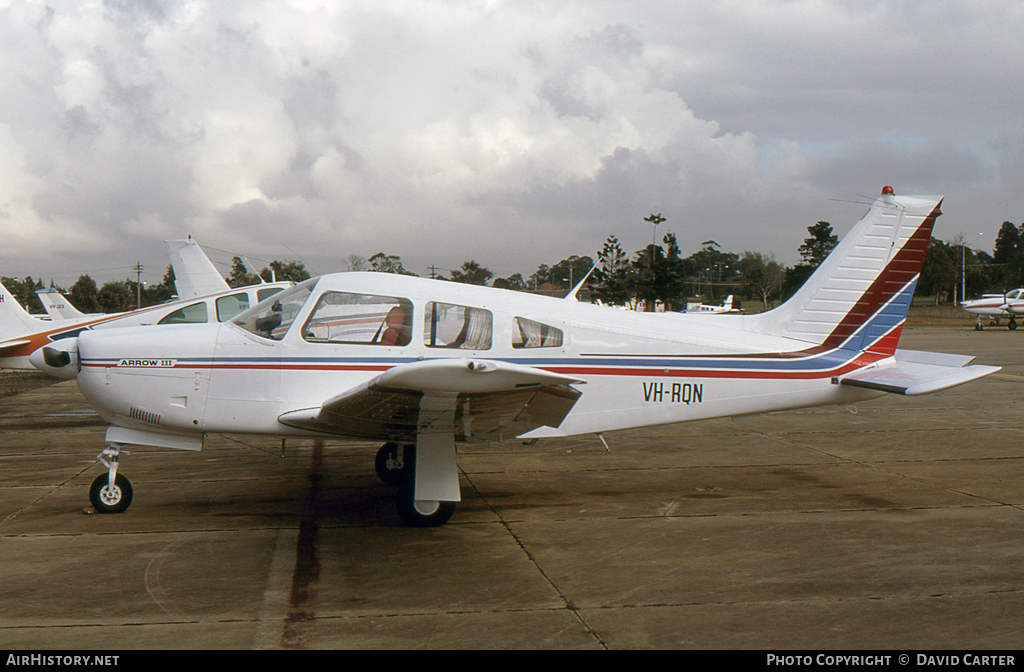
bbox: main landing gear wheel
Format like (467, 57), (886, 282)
(396, 484), (456, 528)
(89, 473), (133, 514)
(375, 442), (412, 486)
(975, 322), (984, 331)
(1010, 319), (1018, 331)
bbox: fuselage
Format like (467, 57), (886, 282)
(961, 289), (1024, 317)
(74, 272), (885, 443)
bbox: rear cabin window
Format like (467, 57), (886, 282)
(303, 292), (413, 346)
(158, 302), (208, 325)
(215, 293), (250, 322)
(424, 302), (492, 350)
(257, 287), (284, 302)
(512, 317), (563, 348)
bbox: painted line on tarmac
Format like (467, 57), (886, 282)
(281, 438), (324, 649)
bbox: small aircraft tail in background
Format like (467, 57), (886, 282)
(165, 237), (231, 300)
(36, 288), (86, 320)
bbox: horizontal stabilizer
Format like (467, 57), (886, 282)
(0, 339), (32, 356)
(841, 351), (999, 396)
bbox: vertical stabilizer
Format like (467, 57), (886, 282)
(165, 237), (230, 299)
(36, 288), (85, 320)
(0, 281), (46, 341)
(747, 188), (941, 356)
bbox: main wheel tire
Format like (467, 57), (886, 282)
(375, 442), (411, 486)
(1010, 320), (1018, 331)
(975, 323), (984, 331)
(89, 473), (134, 514)
(395, 484), (455, 527)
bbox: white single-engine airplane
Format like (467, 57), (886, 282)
(960, 289), (1024, 330)
(34, 188), (999, 527)
(681, 295), (738, 314)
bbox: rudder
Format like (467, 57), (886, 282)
(746, 187), (941, 357)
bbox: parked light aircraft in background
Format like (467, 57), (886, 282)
(1, 237), (291, 369)
(960, 289), (1024, 330)
(32, 188), (1000, 527)
(0, 280), (291, 370)
(681, 295), (738, 314)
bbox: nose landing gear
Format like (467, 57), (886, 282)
(90, 445), (133, 514)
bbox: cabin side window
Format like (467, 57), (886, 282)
(303, 292), (413, 346)
(215, 293), (250, 322)
(423, 302), (492, 350)
(512, 317), (563, 348)
(158, 302), (208, 325)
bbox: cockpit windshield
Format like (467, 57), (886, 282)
(231, 278), (317, 340)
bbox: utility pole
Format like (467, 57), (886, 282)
(134, 262), (143, 310)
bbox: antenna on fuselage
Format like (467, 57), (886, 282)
(565, 266), (596, 302)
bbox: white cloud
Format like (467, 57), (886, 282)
(1, 0), (1024, 283)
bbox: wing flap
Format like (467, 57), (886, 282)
(841, 352), (999, 396)
(278, 358), (584, 442)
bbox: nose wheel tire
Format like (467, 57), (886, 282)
(396, 484), (455, 527)
(89, 473), (134, 514)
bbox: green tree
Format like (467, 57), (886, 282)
(449, 260), (493, 285)
(919, 237), (958, 304)
(0, 276), (44, 314)
(739, 251), (785, 311)
(798, 221), (839, 267)
(683, 241), (738, 302)
(992, 221), (1023, 289)
(547, 255), (595, 289)
(260, 260), (312, 283)
(493, 273), (526, 290)
(228, 257), (260, 288)
(633, 232), (689, 311)
(528, 264), (551, 289)
(68, 275), (100, 313)
(782, 221), (840, 299)
(97, 280), (135, 313)
(593, 235), (633, 306)
(368, 253), (415, 276)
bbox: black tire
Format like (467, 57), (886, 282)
(1010, 320), (1018, 331)
(89, 473), (133, 514)
(375, 442), (412, 486)
(395, 484), (456, 527)
(975, 323), (984, 331)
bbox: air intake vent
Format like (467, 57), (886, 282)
(129, 406), (162, 426)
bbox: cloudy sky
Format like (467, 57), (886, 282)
(2, 0), (1023, 287)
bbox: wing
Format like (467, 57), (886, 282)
(840, 348), (999, 396)
(277, 358), (584, 442)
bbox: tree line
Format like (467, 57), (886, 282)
(6, 217), (1023, 317)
